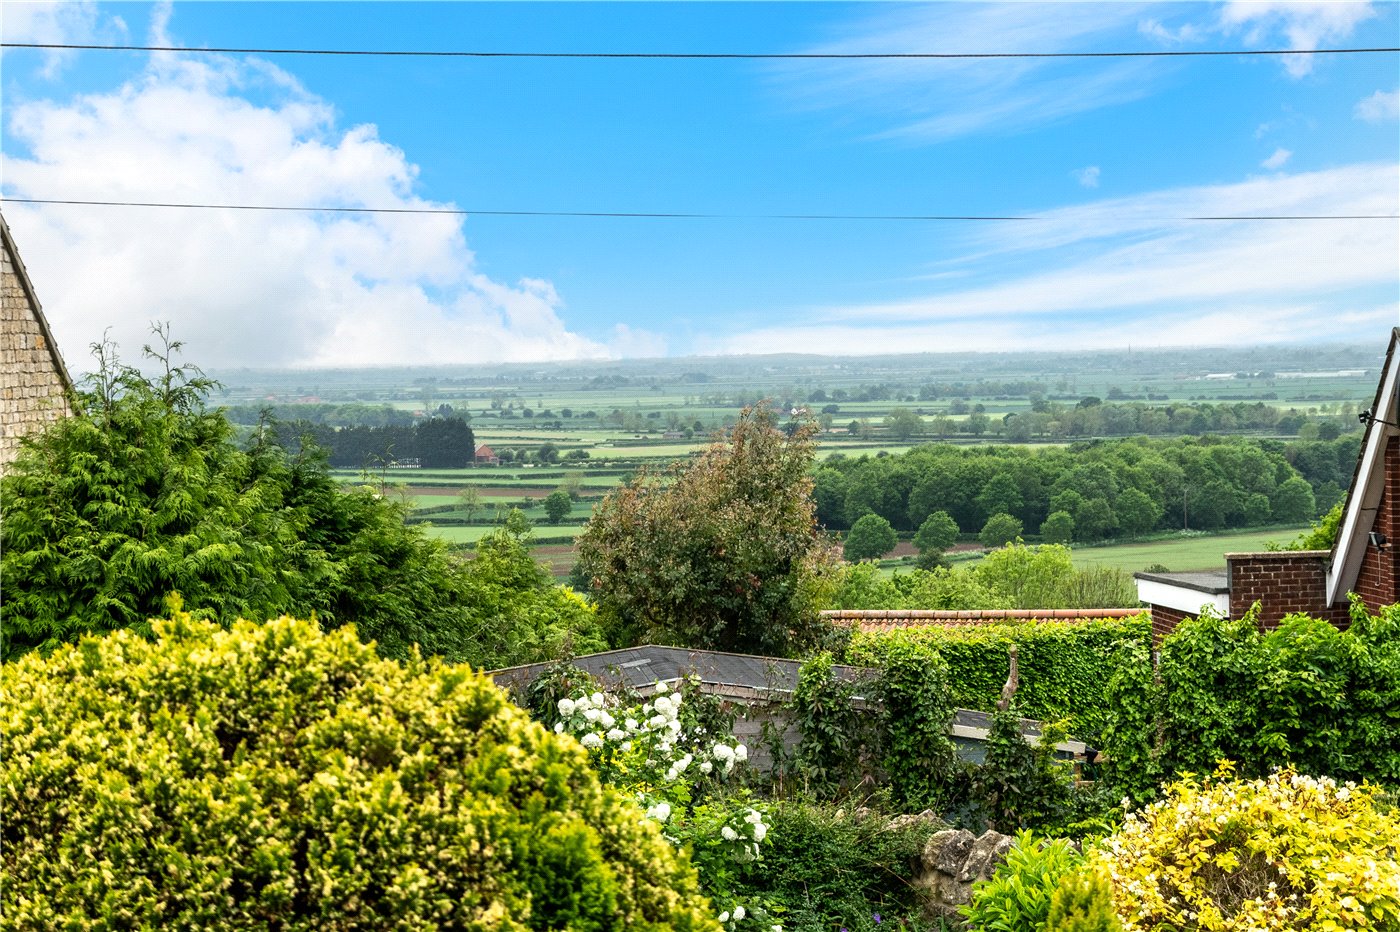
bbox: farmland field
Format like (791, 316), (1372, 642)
(1066, 529), (1307, 573)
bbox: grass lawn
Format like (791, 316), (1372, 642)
(1067, 528), (1307, 573)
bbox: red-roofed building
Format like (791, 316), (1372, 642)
(822, 608), (1144, 633)
(474, 443), (500, 466)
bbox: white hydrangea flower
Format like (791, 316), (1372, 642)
(622, 740), (633, 751)
(700, 761), (713, 774)
(584, 708), (601, 722)
(599, 711), (615, 729)
(645, 801), (672, 822)
(734, 744), (748, 762)
(558, 697), (576, 716)
(721, 826), (739, 841)
(718, 912), (729, 924)
(753, 822), (767, 842)
(580, 732), (603, 749)
(606, 728), (626, 741)
(744, 809), (762, 823)
(553, 722), (564, 733)
(624, 717), (638, 732)
(733, 906), (746, 921)
(655, 681), (669, 694)
(590, 692), (605, 707)
(713, 744), (734, 761)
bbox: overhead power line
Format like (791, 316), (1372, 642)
(2, 197), (1395, 223)
(4, 41), (1399, 60)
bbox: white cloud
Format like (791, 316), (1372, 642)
(1218, 1), (1377, 76)
(1355, 88), (1400, 122)
(1261, 147), (1293, 169)
(0, 0), (126, 77)
(1072, 166), (1101, 188)
(1, 49), (657, 368)
(772, 3), (1163, 141)
(1138, 18), (1202, 44)
(710, 163), (1400, 355)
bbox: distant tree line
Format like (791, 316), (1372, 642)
(273, 417), (475, 469)
(814, 436), (1351, 544)
(224, 402), (417, 429)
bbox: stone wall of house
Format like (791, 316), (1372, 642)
(1226, 550), (1347, 629)
(1, 233), (72, 470)
(1352, 435), (1400, 615)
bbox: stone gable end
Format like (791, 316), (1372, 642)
(1, 215), (74, 470)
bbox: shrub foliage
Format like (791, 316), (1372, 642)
(577, 403), (840, 656)
(1092, 763), (1400, 931)
(0, 614), (715, 930)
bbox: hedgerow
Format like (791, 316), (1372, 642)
(1101, 601), (1400, 802)
(845, 615), (1150, 743)
(1, 613), (715, 930)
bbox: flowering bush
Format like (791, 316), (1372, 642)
(1093, 762), (1400, 931)
(554, 680), (780, 932)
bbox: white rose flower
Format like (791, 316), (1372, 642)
(558, 698), (576, 716)
(721, 826), (739, 841)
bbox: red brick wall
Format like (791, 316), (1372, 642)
(1226, 551), (1348, 629)
(1150, 606), (1192, 642)
(1352, 435), (1400, 613)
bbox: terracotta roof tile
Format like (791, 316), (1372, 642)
(821, 608), (1145, 633)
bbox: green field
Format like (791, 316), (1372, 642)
(1066, 528), (1306, 573)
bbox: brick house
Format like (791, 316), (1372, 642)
(1, 212), (74, 472)
(473, 443), (500, 466)
(1136, 328), (1400, 638)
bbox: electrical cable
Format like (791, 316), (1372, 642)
(1, 197), (1394, 223)
(4, 42), (1398, 60)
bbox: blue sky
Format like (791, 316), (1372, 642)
(2, 1), (1397, 368)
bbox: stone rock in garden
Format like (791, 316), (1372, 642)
(923, 828), (976, 875)
(886, 808), (939, 833)
(957, 830), (1015, 884)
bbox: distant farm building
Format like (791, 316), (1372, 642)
(1138, 327), (1400, 638)
(474, 443), (500, 466)
(1, 212), (73, 472)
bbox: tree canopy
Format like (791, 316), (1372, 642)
(844, 514), (898, 562)
(1, 334), (598, 668)
(577, 403), (840, 656)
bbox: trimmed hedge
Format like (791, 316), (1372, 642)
(1, 614), (716, 930)
(844, 615), (1150, 742)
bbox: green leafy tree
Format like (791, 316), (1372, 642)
(543, 488), (573, 524)
(577, 403), (841, 656)
(980, 512), (1024, 548)
(1273, 475), (1317, 523)
(456, 484), (482, 521)
(914, 510), (960, 561)
(883, 407), (924, 440)
(1, 334), (597, 669)
(843, 513), (898, 562)
(1040, 510), (1074, 544)
(1114, 488), (1162, 537)
(1, 613), (714, 929)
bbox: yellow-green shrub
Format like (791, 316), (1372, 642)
(1092, 762), (1400, 931)
(1, 613), (716, 930)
